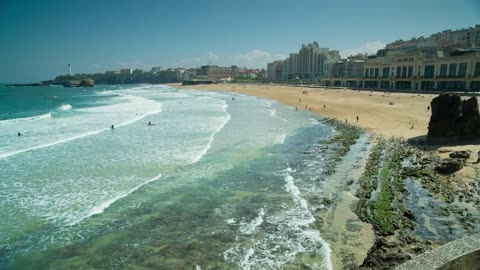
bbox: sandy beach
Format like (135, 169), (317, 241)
(173, 83), (436, 139)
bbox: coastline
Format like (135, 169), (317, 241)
(171, 82), (480, 269)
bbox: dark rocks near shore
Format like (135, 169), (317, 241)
(428, 94), (480, 139)
(435, 158), (464, 174)
(64, 78), (94, 88)
(448, 150), (471, 159)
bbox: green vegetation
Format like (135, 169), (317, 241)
(326, 119), (362, 162)
(355, 139), (413, 235)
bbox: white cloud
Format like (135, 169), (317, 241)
(231, 50), (285, 68)
(340, 41), (386, 58)
(177, 52), (219, 67)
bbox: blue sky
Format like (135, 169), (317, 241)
(0, 0), (479, 83)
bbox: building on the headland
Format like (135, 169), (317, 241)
(267, 41), (340, 81)
(386, 25), (480, 51)
(105, 70), (120, 75)
(195, 65), (239, 79)
(120, 68), (133, 75)
(150, 66), (166, 74)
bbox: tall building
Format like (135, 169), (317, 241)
(267, 41), (335, 81)
(267, 60), (286, 81)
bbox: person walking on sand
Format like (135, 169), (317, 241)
(427, 106), (430, 112)
(323, 104), (326, 109)
(345, 119), (348, 123)
(356, 116), (359, 123)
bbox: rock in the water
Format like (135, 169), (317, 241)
(448, 150), (471, 159)
(427, 94), (480, 138)
(79, 78), (94, 87)
(435, 158), (464, 174)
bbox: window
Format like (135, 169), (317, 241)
(365, 68), (369, 78)
(396, 66), (401, 77)
(458, 63), (467, 77)
(424, 65), (435, 78)
(382, 67), (390, 78)
(374, 68), (379, 78)
(407, 66), (413, 77)
(440, 64), (447, 77)
(402, 66), (407, 78)
(475, 62), (480, 77)
(369, 68), (374, 78)
(448, 63), (457, 77)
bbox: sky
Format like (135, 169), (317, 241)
(0, 0), (479, 83)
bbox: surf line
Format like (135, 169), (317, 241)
(0, 96), (162, 159)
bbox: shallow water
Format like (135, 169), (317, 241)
(0, 84), (340, 269)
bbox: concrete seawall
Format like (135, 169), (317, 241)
(395, 234), (480, 270)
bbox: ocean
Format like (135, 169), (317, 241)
(0, 84), (338, 269)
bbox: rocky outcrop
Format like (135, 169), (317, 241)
(428, 94), (480, 138)
(79, 78), (94, 87)
(435, 158), (464, 174)
(64, 78), (94, 88)
(449, 150), (471, 159)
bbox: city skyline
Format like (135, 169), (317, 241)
(1, 0), (479, 82)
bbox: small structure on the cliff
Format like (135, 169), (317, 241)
(427, 94), (480, 139)
(64, 78), (94, 88)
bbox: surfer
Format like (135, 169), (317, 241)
(17, 132), (21, 137)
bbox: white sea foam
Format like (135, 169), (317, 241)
(0, 127), (109, 159)
(274, 132), (286, 144)
(189, 101), (231, 164)
(0, 94), (162, 159)
(58, 104), (72, 111)
(0, 112), (52, 124)
(239, 208), (265, 235)
(67, 173), (162, 226)
(223, 168), (333, 270)
(269, 108), (288, 122)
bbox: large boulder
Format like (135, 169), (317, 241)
(428, 94), (480, 138)
(434, 158), (464, 174)
(448, 150), (471, 159)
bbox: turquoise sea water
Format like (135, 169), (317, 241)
(0, 84), (337, 269)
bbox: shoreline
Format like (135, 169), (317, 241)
(171, 82), (480, 269)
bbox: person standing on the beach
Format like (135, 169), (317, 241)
(427, 106), (430, 111)
(323, 104), (326, 109)
(356, 116), (359, 123)
(345, 119), (348, 123)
